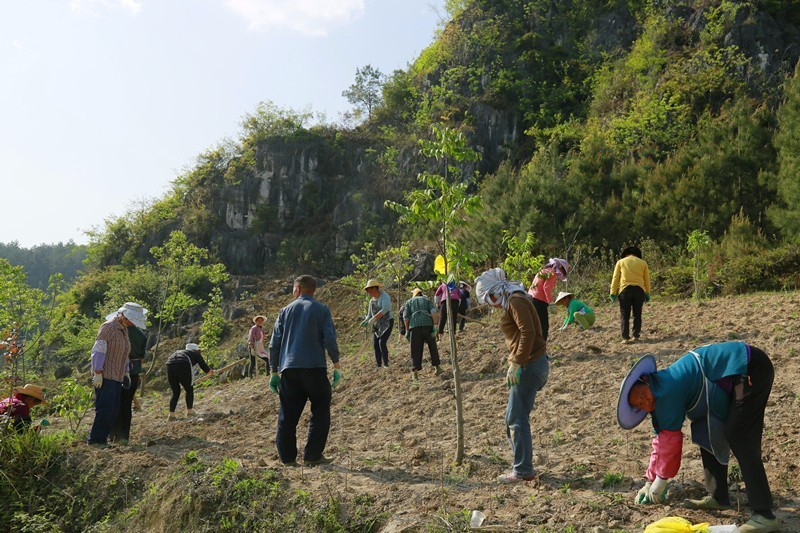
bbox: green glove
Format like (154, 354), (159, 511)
(648, 476), (669, 503)
(405, 331), (410, 341)
(269, 372), (280, 394)
(39, 418), (50, 427)
(645, 293), (651, 303)
(332, 369), (342, 388)
(431, 326), (437, 335)
(609, 294), (617, 303)
(635, 482), (652, 504)
(506, 363), (522, 387)
(360, 320), (368, 327)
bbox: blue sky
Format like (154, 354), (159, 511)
(0, 0), (445, 247)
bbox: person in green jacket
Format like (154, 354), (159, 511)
(554, 292), (595, 331)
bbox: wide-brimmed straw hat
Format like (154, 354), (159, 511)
(617, 354), (657, 430)
(554, 291), (573, 305)
(411, 288), (423, 297)
(106, 302), (148, 330)
(13, 384), (47, 404)
(253, 315), (266, 324)
(363, 279), (383, 290)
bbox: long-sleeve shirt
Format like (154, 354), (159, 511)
(247, 325), (264, 345)
(403, 295), (436, 329)
(434, 283), (460, 306)
(269, 294), (340, 373)
(499, 292), (547, 365)
(93, 320), (131, 382)
(562, 299), (594, 327)
(528, 267), (558, 303)
(128, 326), (148, 375)
(610, 255), (651, 295)
(166, 349), (211, 373)
(0, 394), (31, 429)
(645, 342), (750, 481)
(364, 291), (392, 320)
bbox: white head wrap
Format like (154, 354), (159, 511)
(474, 268), (525, 309)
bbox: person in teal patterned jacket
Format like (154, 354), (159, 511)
(402, 288), (443, 383)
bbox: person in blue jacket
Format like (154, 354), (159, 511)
(618, 341), (778, 533)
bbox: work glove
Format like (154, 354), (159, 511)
(360, 320), (368, 327)
(559, 324), (568, 331)
(269, 372), (280, 394)
(645, 293), (651, 303)
(92, 373), (103, 389)
(122, 372), (131, 390)
(635, 477), (669, 504)
(332, 369), (342, 388)
(431, 326), (437, 335)
(506, 363), (522, 387)
(405, 331), (410, 341)
(609, 294), (617, 303)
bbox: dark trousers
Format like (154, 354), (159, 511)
(110, 373), (140, 442)
(276, 368), (332, 463)
(373, 318), (394, 367)
(700, 347), (774, 512)
(437, 300), (459, 334)
(167, 363), (194, 411)
(88, 378), (122, 445)
(618, 285), (646, 339)
(410, 325), (440, 371)
(532, 298), (550, 341)
(247, 353), (257, 378)
(458, 299), (469, 331)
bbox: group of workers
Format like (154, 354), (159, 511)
(1, 242), (780, 532)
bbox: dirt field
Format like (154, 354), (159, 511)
(81, 281), (800, 532)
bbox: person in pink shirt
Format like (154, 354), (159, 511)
(527, 258), (569, 341)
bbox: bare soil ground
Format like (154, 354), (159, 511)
(80, 281), (800, 532)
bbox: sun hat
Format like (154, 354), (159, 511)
(546, 258), (570, 281)
(106, 302), (148, 330)
(186, 343), (200, 352)
(411, 288), (423, 297)
(363, 279), (383, 290)
(554, 292), (573, 305)
(13, 384), (47, 404)
(617, 354), (657, 429)
(253, 315), (267, 324)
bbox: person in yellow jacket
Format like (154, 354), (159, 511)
(609, 245), (651, 344)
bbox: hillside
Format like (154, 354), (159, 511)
(61, 281), (800, 532)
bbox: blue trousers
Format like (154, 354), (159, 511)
(373, 318), (394, 367)
(505, 355), (549, 477)
(276, 368), (332, 463)
(88, 378), (122, 444)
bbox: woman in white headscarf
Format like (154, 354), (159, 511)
(475, 268), (549, 483)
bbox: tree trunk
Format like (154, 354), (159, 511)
(445, 294), (465, 464)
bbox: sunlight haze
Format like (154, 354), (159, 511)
(0, 0), (444, 247)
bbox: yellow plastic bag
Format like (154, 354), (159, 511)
(644, 516), (710, 533)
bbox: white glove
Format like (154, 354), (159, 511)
(506, 363), (522, 387)
(649, 476), (669, 503)
(92, 373), (103, 389)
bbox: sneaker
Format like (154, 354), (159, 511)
(411, 371), (420, 383)
(684, 495), (732, 510)
(304, 456), (333, 466)
(167, 413), (177, 421)
(498, 472), (536, 483)
(621, 338), (631, 344)
(88, 442), (111, 449)
(187, 409), (195, 417)
(739, 514), (780, 533)
(433, 365), (444, 376)
(282, 460), (299, 467)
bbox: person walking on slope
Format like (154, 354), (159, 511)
(87, 302), (147, 447)
(618, 341), (779, 532)
(457, 281), (472, 332)
(434, 280), (461, 338)
(402, 288), (443, 383)
(475, 268), (549, 483)
(110, 302), (148, 443)
(527, 258), (569, 341)
(554, 292), (595, 331)
(247, 315), (269, 378)
(166, 343), (214, 420)
(609, 246), (650, 343)
(361, 279), (393, 368)
(269, 275), (343, 466)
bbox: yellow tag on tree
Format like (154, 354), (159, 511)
(434, 255), (447, 276)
